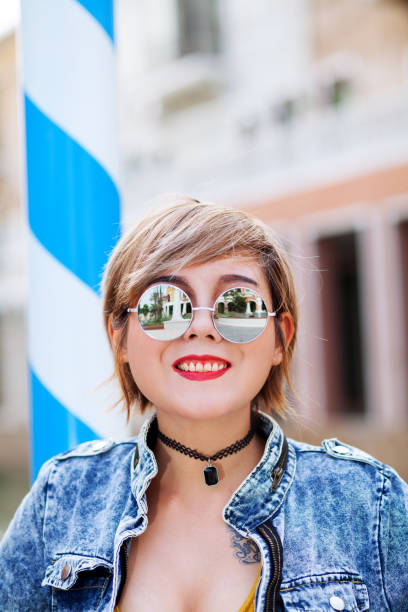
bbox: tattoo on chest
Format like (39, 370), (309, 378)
(227, 527), (261, 564)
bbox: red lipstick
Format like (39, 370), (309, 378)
(172, 354), (231, 381)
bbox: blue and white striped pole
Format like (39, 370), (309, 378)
(21, 0), (127, 480)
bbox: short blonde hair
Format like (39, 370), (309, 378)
(102, 196), (298, 419)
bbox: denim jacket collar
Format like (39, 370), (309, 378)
(130, 409), (296, 534)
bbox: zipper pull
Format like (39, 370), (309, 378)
(271, 466), (284, 491)
(271, 437), (289, 492)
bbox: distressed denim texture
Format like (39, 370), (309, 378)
(0, 409), (407, 611)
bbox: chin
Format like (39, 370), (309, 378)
(161, 396), (251, 422)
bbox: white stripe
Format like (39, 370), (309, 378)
(28, 232), (129, 440)
(21, 0), (119, 186)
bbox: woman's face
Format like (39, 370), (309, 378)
(118, 255), (290, 423)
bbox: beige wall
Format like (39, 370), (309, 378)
(0, 33), (21, 213)
(311, 0), (408, 97)
(240, 169), (408, 477)
(247, 162), (408, 220)
(0, 32), (28, 448)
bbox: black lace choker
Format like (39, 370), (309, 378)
(156, 426), (255, 486)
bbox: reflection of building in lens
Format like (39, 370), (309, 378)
(161, 286), (191, 321)
(138, 285), (166, 325)
(139, 285), (193, 325)
(215, 289), (267, 318)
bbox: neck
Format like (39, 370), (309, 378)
(149, 408), (265, 504)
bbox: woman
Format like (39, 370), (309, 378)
(1, 197), (407, 611)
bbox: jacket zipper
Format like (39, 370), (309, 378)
(115, 538), (130, 608)
(257, 522), (284, 612)
(271, 437), (288, 492)
(111, 526), (145, 612)
(124, 542), (129, 576)
(257, 436), (288, 611)
(123, 539), (129, 585)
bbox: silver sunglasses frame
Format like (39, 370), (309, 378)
(127, 283), (276, 344)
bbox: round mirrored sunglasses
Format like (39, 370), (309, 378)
(127, 283), (276, 344)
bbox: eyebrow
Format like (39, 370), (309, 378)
(149, 274), (259, 291)
(218, 274), (259, 287)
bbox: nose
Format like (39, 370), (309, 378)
(182, 307), (223, 342)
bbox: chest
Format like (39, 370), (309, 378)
(116, 509), (261, 612)
(43, 512), (373, 612)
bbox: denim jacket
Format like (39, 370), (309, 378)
(1, 409), (407, 611)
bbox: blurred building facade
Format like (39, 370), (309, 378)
(0, 32), (29, 468)
(0, 0), (408, 478)
(116, 0), (408, 470)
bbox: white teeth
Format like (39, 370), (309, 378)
(177, 361), (229, 372)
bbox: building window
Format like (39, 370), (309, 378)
(326, 77), (352, 107)
(176, 0), (220, 56)
(317, 232), (366, 416)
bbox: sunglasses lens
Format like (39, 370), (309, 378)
(213, 288), (268, 343)
(137, 284), (192, 340)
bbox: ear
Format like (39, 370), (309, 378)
(271, 311), (295, 365)
(108, 313), (128, 363)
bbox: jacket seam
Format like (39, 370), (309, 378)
(42, 460), (57, 575)
(289, 446), (325, 454)
(281, 578), (364, 592)
(281, 570), (364, 583)
(377, 471), (392, 612)
(95, 576), (109, 608)
(293, 440), (393, 477)
(51, 552), (113, 565)
(55, 440), (138, 461)
(68, 584), (106, 591)
(296, 443), (392, 479)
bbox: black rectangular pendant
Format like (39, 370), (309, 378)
(204, 465), (219, 486)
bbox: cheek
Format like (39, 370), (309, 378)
(244, 331), (278, 387)
(124, 324), (159, 392)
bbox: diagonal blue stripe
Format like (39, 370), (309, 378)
(74, 0), (114, 42)
(25, 95), (121, 294)
(29, 368), (100, 482)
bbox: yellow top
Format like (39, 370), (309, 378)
(236, 564), (261, 612)
(114, 565), (261, 612)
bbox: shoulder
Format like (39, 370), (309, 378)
(53, 438), (138, 461)
(37, 438), (139, 492)
(280, 437), (408, 610)
(285, 435), (408, 523)
(289, 436), (398, 475)
(288, 438), (408, 501)
(30, 439), (140, 524)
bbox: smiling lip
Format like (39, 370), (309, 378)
(172, 354), (231, 381)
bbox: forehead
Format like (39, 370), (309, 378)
(151, 255), (269, 291)
(181, 254), (263, 276)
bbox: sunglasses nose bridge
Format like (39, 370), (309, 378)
(184, 304), (222, 340)
(190, 305), (215, 328)
(191, 306), (214, 312)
